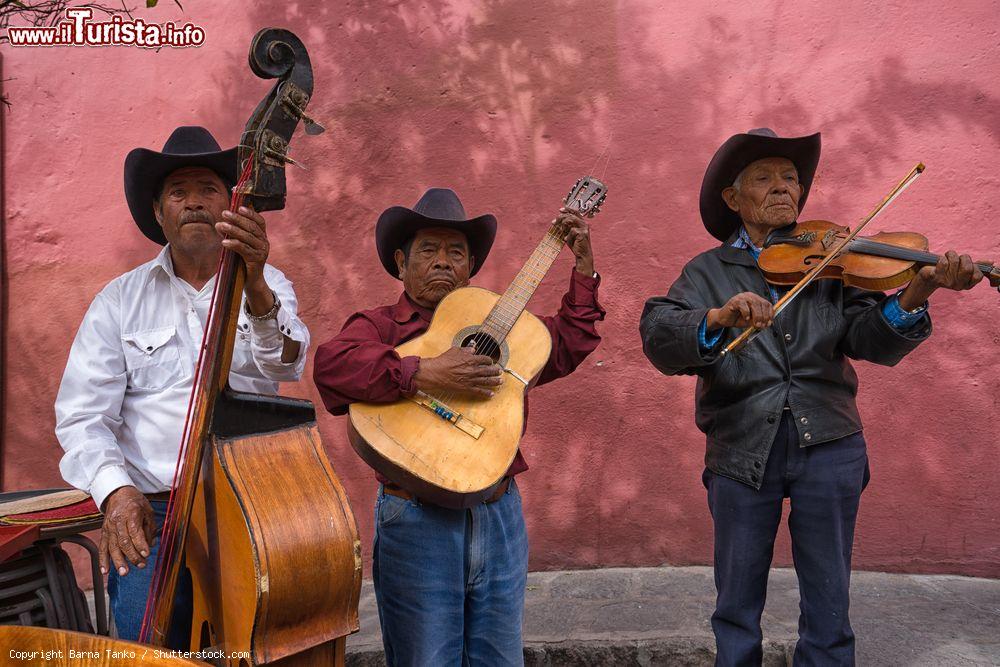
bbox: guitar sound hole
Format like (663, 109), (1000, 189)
(461, 331), (502, 363)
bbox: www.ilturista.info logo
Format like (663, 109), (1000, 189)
(5, 8), (205, 48)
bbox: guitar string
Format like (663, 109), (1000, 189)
(432, 220), (569, 409)
(429, 186), (602, 413)
(432, 226), (562, 408)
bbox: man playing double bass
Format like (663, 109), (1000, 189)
(639, 128), (983, 665)
(54, 126), (310, 646)
(313, 187), (604, 665)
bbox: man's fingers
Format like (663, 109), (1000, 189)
(143, 510), (157, 546)
(99, 532), (110, 575)
(127, 517), (151, 562)
(736, 301), (752, 325)
(472, 366), (504, 380)
(114, 520), (144, 567)
(223, 209), (266, 239)
(958, 254), (982, 288)
(752, 301), (769, 329)
(238, 205), (266, 230)
(108, 535), (128, 576)
(216, 220), (264, 248)
(222, 238), (266, 260)
(469, 354), (495, 366)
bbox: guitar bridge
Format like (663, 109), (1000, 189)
(409, 392), (484, 439)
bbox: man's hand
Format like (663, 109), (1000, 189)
(898, 251), (984, 311)
(216, 206), (274, 315)
(414, 346), (503, 399)
(99, 486), (156, 577)
(707, 292), (774, 330)
(559, 208), (596, 277)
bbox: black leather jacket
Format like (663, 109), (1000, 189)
(639, 232), (931, 489)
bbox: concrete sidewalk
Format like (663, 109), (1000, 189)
(346, 566), (1000, 666)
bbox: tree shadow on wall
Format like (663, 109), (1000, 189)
(187, 3), (1000, 575)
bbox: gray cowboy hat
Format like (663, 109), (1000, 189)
(124, 126), (237, 245)
(699, 128), (821, 241)
(375, 188), (497, 279)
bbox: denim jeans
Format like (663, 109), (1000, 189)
(372, 479), (529, 666)
(107, 500), (192, 649)
(704, 412), (870, 667)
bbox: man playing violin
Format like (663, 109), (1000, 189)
(313, 187), (604, 666)
(55, 126), (310, 646)
(639, 128), (982, 666)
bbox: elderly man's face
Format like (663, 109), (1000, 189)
(394, 227), (474, 308)
(721, 157), (802, 230)
(153, 166), (230, 256)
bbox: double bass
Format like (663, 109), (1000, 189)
(139, 29), (361, 665)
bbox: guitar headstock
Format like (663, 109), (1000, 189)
(564, 176), (608, 218)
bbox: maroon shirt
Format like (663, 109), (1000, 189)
(314, 268), (605, 481)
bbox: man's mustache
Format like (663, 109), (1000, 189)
(180, 210), (215, 225)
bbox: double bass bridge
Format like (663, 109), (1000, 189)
(409, 392), (485, 439)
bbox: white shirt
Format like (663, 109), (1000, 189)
(55, 245), (310, 510)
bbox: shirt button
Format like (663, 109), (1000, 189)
(767, 415), (776, 424)
(803, 432), (812, 441)
(800, 417), (809, 425)
(784, 333), (793, 342)
(750, 474), (759, 483)
(753, 461), (762, 469)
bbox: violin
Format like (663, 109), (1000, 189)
(758, 219), (1000, 291)
(723, 163), (998, 356)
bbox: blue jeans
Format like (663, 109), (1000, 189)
(372, 479), (529, 666)
(107, 500), (192, 649)
(705, 412), (870, 667)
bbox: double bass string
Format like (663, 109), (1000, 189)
(139, 153), (257, 643)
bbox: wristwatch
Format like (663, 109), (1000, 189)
(244, 291), (281, 321)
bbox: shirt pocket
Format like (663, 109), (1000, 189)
(121, 325), (184, 391)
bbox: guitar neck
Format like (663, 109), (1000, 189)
(480, 220), (568, 343)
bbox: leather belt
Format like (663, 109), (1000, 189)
(146, 491), (172, 502)
(383, 477), (511, 506)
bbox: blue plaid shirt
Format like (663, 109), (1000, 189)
(698, 226), (928, 350)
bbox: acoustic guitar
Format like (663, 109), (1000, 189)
(349, 177), (607, 508)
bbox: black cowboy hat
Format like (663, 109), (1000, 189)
(124, 126), (237, 245)
(699, 128), (821, 241)
(376, 188), (497, 279)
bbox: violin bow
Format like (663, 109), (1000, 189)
(721, 162), (926, 357)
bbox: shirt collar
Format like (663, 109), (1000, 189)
(733, 225), (763, 255)
(390, 291), (435, 324)
(148, 244), (177, 281)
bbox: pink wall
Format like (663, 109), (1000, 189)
(3, 1), (999, 577)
